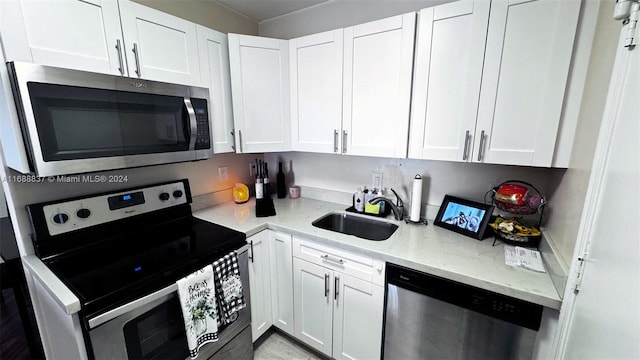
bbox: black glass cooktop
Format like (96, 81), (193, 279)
(44, 217), (246, 318)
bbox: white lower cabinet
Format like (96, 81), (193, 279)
(247, 231), (272, 341)
(268, 231), (295, 335)
(293, 237), (385, 359)
(247, 230), (294, 342)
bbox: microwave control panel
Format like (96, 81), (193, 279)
(192, 98), (211, 150)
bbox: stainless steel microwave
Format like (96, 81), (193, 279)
(5, 62), (213, 177)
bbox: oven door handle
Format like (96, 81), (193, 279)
(184, 98), (197, 151)
(88, 283), (177, 329)
(87, 243), (250, 330)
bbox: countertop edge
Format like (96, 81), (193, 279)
(22, 255), (81, 315)
(199, 209), (562, 310)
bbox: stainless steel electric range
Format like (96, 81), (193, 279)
(27, 179), (252, 359)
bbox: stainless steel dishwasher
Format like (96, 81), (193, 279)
(383, 263), (543, 359)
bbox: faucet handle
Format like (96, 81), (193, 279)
(390, 188), (404, 207)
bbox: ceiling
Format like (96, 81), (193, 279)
(215, 0), (330, 22)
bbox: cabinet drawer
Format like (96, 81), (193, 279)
(292, 237), (385, 286)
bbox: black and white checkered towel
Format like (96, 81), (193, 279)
(212, 250), (247, 326)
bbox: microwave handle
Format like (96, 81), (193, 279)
(184, 98), (197, 151)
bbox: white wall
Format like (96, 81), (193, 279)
(259, 0), (452, 38)
(133, 0), (258, 35)
(265, 152), (559, 218)
(544, 0), (618, 266)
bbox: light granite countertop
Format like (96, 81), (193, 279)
(194, 197), (562, 309)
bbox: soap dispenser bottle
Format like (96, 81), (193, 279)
(354, 188), (365, 212)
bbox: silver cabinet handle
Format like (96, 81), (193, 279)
(238, 130), (243, 152)
(324, 273), (329, 298)
(334, 129), (339, 153)
(115, 39), (125, 76)
(248, 240), (254, 263)
(321, 254), (344, 265)
(334, 276), (339, 300)
(342, 130), (348, 153)
(478, 130), (486, 161)
(463, 130), (470, 161)
(132, 43), (142, 77)
(230, 130), (236, 151)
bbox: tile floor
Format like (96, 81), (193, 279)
(254, 331), (325, 360)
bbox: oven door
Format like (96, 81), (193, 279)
(8, 61), (212, 177)
(87, 246), (251, 360)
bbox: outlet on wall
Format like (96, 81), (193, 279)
(249, 163), (256, 177)
(372, 171), (383, 190)
(218, 166), (228, 182)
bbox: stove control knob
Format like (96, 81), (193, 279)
(173, 190), (183, 198)
(76, 208), (91, 219)
(159, 192), (170, 201)
(53, 213), (69, 224)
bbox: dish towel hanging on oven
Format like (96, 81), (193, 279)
(212, 250), (246, 325)
(177, 265), (219, 359)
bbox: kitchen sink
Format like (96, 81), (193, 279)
(312, 212), (398, 241)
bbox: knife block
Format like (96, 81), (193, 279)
(255, 198), (276, 217)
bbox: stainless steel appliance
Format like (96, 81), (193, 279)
(383, 263), (542, 359)
(6, 62), (213, 177)
(27, 180), (252, 359)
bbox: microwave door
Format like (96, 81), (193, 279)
(7, 62), (212, 177)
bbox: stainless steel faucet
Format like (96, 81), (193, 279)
(369, 197), (403, 221)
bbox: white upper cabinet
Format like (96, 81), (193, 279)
(290, 29), (344, 154)
(0, 0), (125, 75)
(197, 26), (235, 153)
(474, 0), (581, 166)
(228, 34), (291, 153)
(408, 0), (490, 162)
(119, 0), (200, 85)
(342, 13), (416, 158)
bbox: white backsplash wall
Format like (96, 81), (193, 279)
(0, 152), (261, 257)
(265, 152), (559, 217)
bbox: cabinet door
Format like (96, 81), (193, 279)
(474, 0), (581, 166)
(119, 0), (200, 85)
(0, 0), (125, 75)
(408, 0), (490, 162)
(228, 34), (290, 153)
(293, 258), (333, 356)
(268, 231), (294, 336)
(342, 13), (416, 158)
(290, 29), (343, 154)
(247, 231), (272, 342)
(197, 26), (235, 153)
(332, 274), (384, 360)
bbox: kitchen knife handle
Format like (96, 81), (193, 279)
(132, 43), (142, 77)
(115, 40), (125, 76)
(463, 130), (470, 161)
(342, 130), (348, 154)
(478, 130), (486, 161)
(324, 273), (330, 298)
(334, 276), (339, 300)
(334, 129), (339, 153)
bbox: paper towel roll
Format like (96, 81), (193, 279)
(410, 175), (422, 222)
